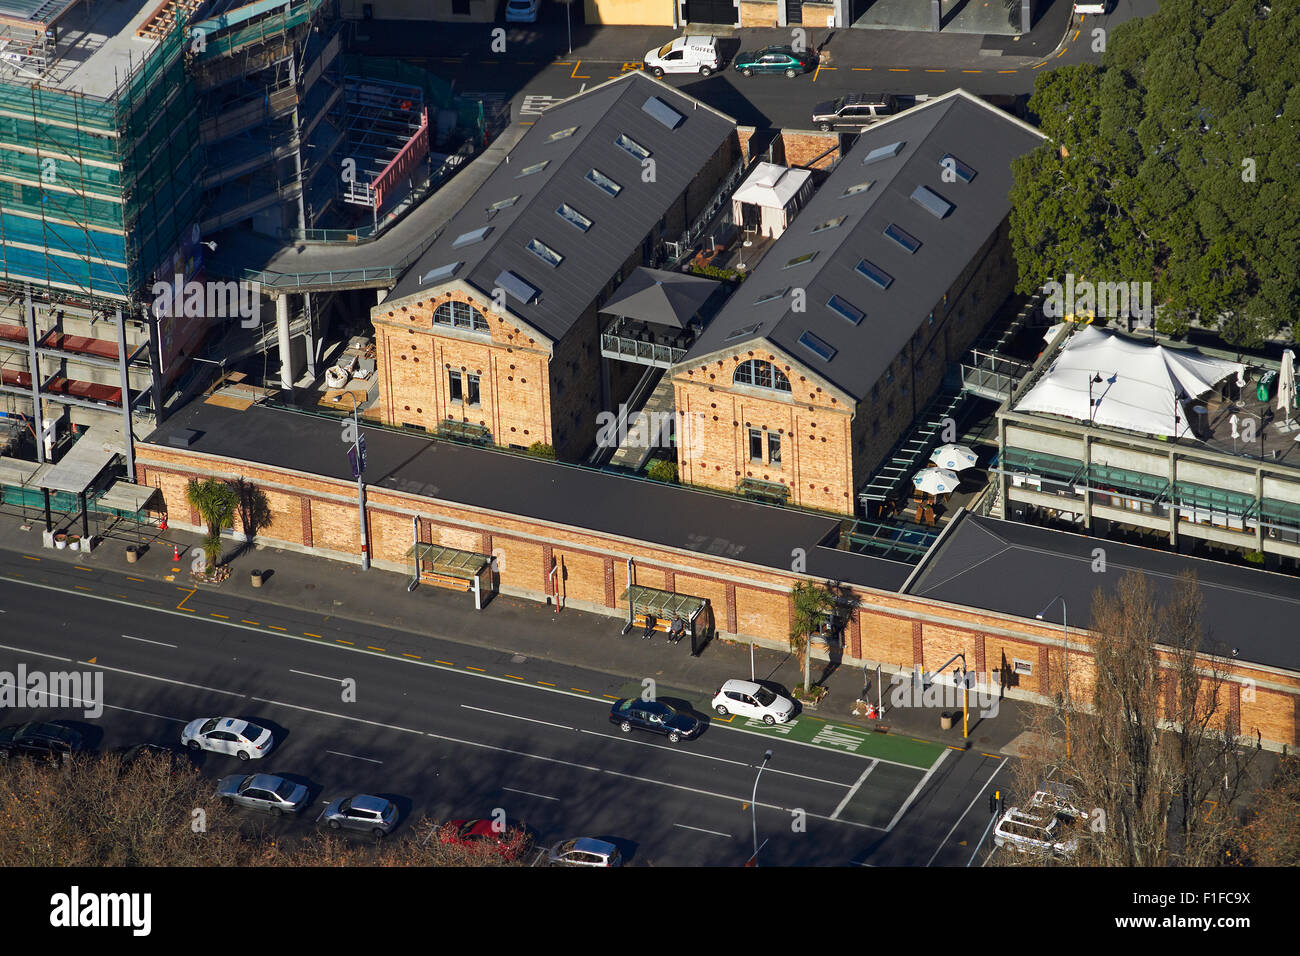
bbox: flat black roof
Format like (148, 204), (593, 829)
(144, 400), (913, 593)
(905, 512), (1300, 672)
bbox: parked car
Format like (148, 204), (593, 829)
(546, 837), (623, 867)
(319, 794), (399, 837)
(0, 722), (84, 766)
(711, 679), (795, 725)
(811, 93), (899, 131)
(181, 717), (273, 760)
(115, 742), (196, 775)
(608, 698), (701, 743)
(644, 35), (719, 76)
(993, 806), (1078, 858)
(733, 46), (816, 78)
(215, 773), (309, 816)
(504, 0), (540, 22)
(440, 818), (530, 859)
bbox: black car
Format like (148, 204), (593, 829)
(114, 743), (197, 775)
(0, 722), (85, 766)
(608, 698), (702, 743)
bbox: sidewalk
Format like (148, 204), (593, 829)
(0, 507), (1029, 758)
(352, 14), (1074, 70)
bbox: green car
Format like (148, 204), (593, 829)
(733, 45), (817, 78)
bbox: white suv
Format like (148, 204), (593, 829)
(644, 36), (719, 77)
(993, 807), (1078, 858)
(711, 679), (796, 724)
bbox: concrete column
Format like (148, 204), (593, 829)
(303, 292), (317, 381)
(276, 295), (293, 391)
(115, 309), (134, 480)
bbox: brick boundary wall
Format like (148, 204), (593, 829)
(134, 448), (1300, 750)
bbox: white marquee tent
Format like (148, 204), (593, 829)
(1015, 326), (1245, 438)
(731, 162), (814, 239)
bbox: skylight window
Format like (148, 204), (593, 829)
(586, 168), (623, 197)
(495, 270), (538, 304)
(547, 126), (579, 142)
(642, 96), (685, 130)
(555, 203), (592, 232)
(811, 216), (846, 234)
(884, 223), (921, 254)
(855, 259), (893, 289)
(783, 252), (818, 269)
(452, 226), (493, 248)
(725, 322), (762, 342)
(526, 238), (564, 268)
(826, 295), (864, 325)
(840, 181), (873, 199)
(488, 195), (519, 211)
(421, 261), (460, 285)
(862, 141), (904, 166)
(911, 185), (953, 219)
(615, 134), (651, 161)
(798, 331), (837, 362)
(754, 288), (789, 305)
(940, 153), (976, 182)
(516, 160), (549, 178)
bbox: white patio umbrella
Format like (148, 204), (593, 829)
(912, 467), (961, 496)
(930, 443), (978, 472)
(1278, 349), (1296, 425)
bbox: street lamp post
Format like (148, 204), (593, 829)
(336, 393), (369, 571)
(1035, 595), (1069, 758)
(751, 749), (773, 864)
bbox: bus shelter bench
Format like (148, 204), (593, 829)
(421, 571), (473, 592)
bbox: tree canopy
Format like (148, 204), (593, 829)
(1009, 0), (1300, 345)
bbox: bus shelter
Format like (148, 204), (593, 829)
(406, 541), (492, 610)
(620, 584), (715, 656)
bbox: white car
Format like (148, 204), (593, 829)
(711, 679), (796, 724)
(643, 35), (719, 77)
(504, 0), (539, 22)
(181, 717), (274, 760)
(993, 806), (1078, 858)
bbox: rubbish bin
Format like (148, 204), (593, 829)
(1258, 370), (1278, 402)
(940, 711), (954, 731)
(250, 570), (264, 588)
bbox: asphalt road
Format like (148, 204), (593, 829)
(0, 552), (1010, 866)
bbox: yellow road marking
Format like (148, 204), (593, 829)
(467, 666), (486, 672)
(924, 69), (946, 73)
(997, 69), (1018, 74)
(241, 620), (260, 626)
(505, 674), (523, 680)
(268, 625), (287, 632)
(570, 61), (589, 79)
(888, 68), (909, 72)
(981, 753), (1002, 759)
(336, 639), (354, 646)
(435, 660), (454, 666)
(851, 67), (871, 71)
(1031, 62), (1047, 69)
(947, 745), (966, 751)
(402, 653), (421, 659)
(1072, 29), (1080, 40)
(520, 121), (535, 125)
(126, 576), (144, 582)
(176, 588), (197, 612)
(602, 694), (620, 700)
(304, 632), (322, 638)
(536, 681), (556, 686)
(960, 69), (982, 73)
(22, 555), (39, 561)
(73, 565), (92, 572)
(74, 585), (92, 591)
(211, 613), (229, 619)
(367, 646), (385, 652)
(570, 688), (588, 694)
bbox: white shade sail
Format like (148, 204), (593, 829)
(1015, 326), (1245, 438)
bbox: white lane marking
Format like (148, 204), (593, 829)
(502, 786), (559, 801)
(461, 704), (573, 731)
(247, 695), (886, 831)
(886, 748), (951, 832)
(578, 728), (854, 789)
(291, 669), (347, 683)
(122, 634), (177, 648)
(103, 703), (187, 723)
(0, 641), (72, 663)
(925, 758), (1006, 867)
(0, 576), (891, 770)
(325, 750), (382, 764)
(674, 823), (730, 838)
(831, 759), (879, 820)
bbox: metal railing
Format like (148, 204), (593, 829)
(240, 226), (444, 292)
(600, 333), (686, 368)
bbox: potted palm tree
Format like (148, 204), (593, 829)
(790, 580), (835, 706)
(185, 477), (238, 581)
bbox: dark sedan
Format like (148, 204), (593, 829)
(0, 722), (84, 766)
(733, 45), (817, 77)
(608, 698), (702, 743)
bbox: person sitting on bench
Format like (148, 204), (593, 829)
(668, 616), (685, 643)
(643, 614), (657, 639)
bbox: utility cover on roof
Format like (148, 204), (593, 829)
(495, 270), (538, 304)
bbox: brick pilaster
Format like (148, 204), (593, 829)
(726, 583), (737, 633)
(911, 621), (923, 671)
(301, 499), (313, 548)
(1039, 646), (1052, 695)
(603, 557), (615, 607)
(848, 607), (861, 659)
(543, 544), (554, 597)
(663, 568), (675, 592)
(975, 632), (986, 677)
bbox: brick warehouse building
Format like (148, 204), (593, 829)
(137, 399), (1300, 751)
(371, 72), (740, 461)
(671, 91), (1046, 514)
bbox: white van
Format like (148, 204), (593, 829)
(644, 36), (719, 77)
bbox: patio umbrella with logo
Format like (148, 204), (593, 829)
(912, 467), (961, 496)
(930, 443), (978, 472)
(1278, 349), (1296, 426)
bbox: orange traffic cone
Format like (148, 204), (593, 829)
(172, 544), (181, 562)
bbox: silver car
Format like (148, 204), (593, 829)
(216, 773), (309, 816)
(546, 837), (623, 867)
(319, 793), (398, 837)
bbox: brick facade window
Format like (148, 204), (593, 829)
(749, 428), (763, 461)
(734, 359), (791, 393)
(449, 370), (463, 403)
(434, 300), (489, 333)
(467, 373), (481, 407)
(768, 431), (781, 465)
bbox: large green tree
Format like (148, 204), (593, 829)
(1010, 0), (1300, 344)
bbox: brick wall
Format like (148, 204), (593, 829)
(780, 130), (839, 170)
(135, 445), (1300, 749)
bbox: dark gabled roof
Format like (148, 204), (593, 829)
(905, 512), (1300, 673)
(387, 72), (735, 342)
(684, 90), (1045, 402)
